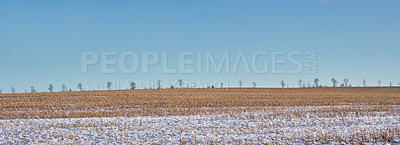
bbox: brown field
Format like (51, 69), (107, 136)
(0, 87), (400, 119)
(1, 87), (400, 144)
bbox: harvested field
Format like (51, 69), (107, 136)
(0, 87), (399, 119)
(1, 87), (400, 144)
(1, 105), (400, 144)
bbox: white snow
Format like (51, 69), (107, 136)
(0, 105), (399, 144)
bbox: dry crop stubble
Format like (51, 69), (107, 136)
(0, 87), (399, 119)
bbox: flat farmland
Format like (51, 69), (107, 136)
(1, 87), (400, 119)
(1, 87), (400, 144)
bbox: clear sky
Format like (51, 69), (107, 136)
(0, 0), (399, 92)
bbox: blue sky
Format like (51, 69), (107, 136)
(0, 0), (399, 92)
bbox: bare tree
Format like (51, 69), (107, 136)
(378, 80), (381, 87)
(281, 80), (285, 88)
(252, 82), (256, 88)
(130, 81), (136, 90)
(178, 79), (183, 88)
(298, 80), (303, 88)
(220, 82), (223, 88)
(157, 80), (161, 89)
(239, 80), (243, 88)
(48, 84), (54, 92)
(62, 84), (67, 92)
(331, 78), (337, 87)
(31, 86), (36, 93)
(363, 79), (366, 87)
(11, 87), (16, 93)
(107, 82), (112, 90)
(314, 78), (319, 87)
(344, 79), (349, 87)
(77, 83), (83, 91)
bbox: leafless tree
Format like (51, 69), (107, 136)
(31, 86), (36, 93)
(344, 79), (349, 87)
(331, 78), (337, 87)
(314, 78), (319, 87)
(363, 79), (366, 87)
(220, 82), (223, 88)
(178, 79), (183, 88)
(11, 87), (16, 93)
(239, 80), (243, 88)
(130, 81), (136, 90)
(252, 82), (256, 88)
(281, 80), (285, 88)
(107, 82), (112, 90)
(298, 80), (303, 88)
(157, 80), (161, 89)
(62, 84), (67, 92)
(378, 80), (381, 86)
(77, 83), (83, 91)
(48, 84), (54, 92)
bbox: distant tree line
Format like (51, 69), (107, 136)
(2, 78), (399, 93)
(280, 78), (399, 88)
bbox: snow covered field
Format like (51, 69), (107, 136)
(1, 105), (400, 144)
